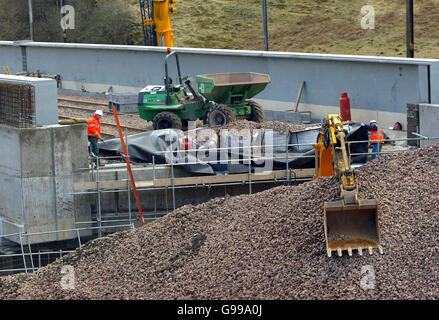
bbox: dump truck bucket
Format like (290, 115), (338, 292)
(196, 72), (270, 104)
(324, 199), (382, 257)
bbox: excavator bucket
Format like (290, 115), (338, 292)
(324, 199), (382, 257)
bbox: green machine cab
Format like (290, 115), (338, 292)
(138, 50), (271, 130)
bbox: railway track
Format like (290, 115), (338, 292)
(57, 95), (153, 138)
(58, 103), (112, 114)
(58, 115), (145, 138)
(57, 111), (143, 131)
(58, 97), (108, 107)
(58, 114), (145, 131)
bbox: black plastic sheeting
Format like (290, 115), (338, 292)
(98, 129), (215, 174)
(98, 123), (369, 175)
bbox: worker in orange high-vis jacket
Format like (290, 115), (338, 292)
(87, 110), (103, 162)
(363, 120), (384, 160)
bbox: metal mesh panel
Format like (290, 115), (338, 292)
(0, 83), (35, 128)
(0, 251), (70, 275)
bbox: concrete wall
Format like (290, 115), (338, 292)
(2, 41), (439, 128)
(0, 44), (21, 73)
(0, 125), (23, 233)
(0, 124), (91, 244)
(0, 74), (59, 126)
(407, 103), (420, 147)
(419, 104), (439, 147)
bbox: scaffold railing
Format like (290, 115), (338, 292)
(0, 223), (134, 275)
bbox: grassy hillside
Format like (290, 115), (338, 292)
(141, 0), (439, 59)
(3, 0), (436, 58)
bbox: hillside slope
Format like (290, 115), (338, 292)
(165, 0), (439, 58)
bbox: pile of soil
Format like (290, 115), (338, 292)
(2, 143), (438, 300)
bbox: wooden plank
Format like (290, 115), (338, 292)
(73, 169), (314, 192)
(74, 180), (127, 192)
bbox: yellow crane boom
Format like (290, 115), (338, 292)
(140, 0), (176, 47)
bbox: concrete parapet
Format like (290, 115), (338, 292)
(419, 103), (439, 147)
(407, 102), (439, 147)
(0, 123), (91, 244)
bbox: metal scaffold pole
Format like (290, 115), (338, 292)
(96, 156), (102, 238)
(28, 0), (34, 41)
(285, 112), (290, 186)
(170, 151), (176, 211)
(406, 0), (414, 58)
(153, 156), (157, 213)
(19, 233), (28, 274)
(248, 122), (252, 194)
(26, 235), (35, 272)
(261, 0), (269, 51)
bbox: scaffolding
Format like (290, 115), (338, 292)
(0, 224), (134, 274)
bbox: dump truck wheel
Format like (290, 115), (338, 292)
(247, 100), (265, 123)
(208, 104), (236, 127)
(202, 111), (209, 125)
(153, 112), (183, 130)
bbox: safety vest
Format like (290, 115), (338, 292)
(87, 115), (101, 139)
(370, 127), (384, 144)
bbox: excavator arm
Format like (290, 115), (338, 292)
(314, 115), (383, 257)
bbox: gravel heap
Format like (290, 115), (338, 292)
(2, 143), (439, 300)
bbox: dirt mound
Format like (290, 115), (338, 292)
(2, 143), (439, 300)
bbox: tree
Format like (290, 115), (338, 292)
(0, 0), (139, 45)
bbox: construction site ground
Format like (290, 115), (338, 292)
(1, 141), (439, 299)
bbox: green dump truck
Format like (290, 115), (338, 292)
(138, 50), (271, 130)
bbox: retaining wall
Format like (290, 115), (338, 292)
(0, 124), (91, 244)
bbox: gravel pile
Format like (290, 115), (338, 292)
(2, 143), (439, 300)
